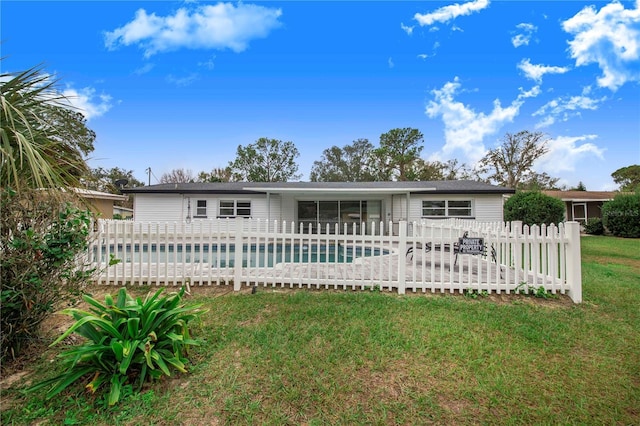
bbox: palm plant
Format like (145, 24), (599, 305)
(0, 65), (94, 191)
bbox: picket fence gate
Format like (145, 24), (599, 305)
(85, 218), (582, 303)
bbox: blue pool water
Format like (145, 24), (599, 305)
(95, 243), (388, 267)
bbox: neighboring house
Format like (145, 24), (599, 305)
(542, 190), (618, 223)
(74, 188), (127, 219)
(122, 181), (515, 232)
(113, 205), (134, 219)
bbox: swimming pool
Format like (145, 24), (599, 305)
(94, 242), (389, 268)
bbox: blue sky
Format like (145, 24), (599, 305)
(3, 0), (639, 190)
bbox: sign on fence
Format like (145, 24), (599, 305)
(457, 237), (485, 255)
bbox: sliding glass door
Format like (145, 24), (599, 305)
(297, 200), (383, 234)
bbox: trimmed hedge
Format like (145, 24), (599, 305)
(602, 193), (640, 238)
(504, 191), (565, 226)
(584, 217), (604, 235)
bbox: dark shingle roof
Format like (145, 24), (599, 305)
(121, 180), (515, 195)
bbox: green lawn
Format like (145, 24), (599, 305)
(2, 236), (639, 425)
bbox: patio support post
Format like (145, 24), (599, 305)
(406, 192), (410, 221)
(565, 221), (582, 303)
(233, 218), (243, 291)
(267, 192), (271, 231)
(398, 221), (407, 295)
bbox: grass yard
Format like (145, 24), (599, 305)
(1, 236), (639, 425)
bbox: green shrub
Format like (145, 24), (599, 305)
(584, 217), (604, 235)
(28, 287), (203, 406)
(1, 188), (93, 362)
(504, 191), (565, 226)
(602, 193), (640, 238)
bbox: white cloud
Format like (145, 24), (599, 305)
(417, 53), (429, 60)
(511, 23), (537, 48)
(562, 0), (640, 90)
(198, 55), (216, 70)
(166, 73), (199, 87)
(414, 0), (490, 27)
(425, 77), (529, 162)
(533, 91), (606, 128)
(517, 58), (570, 83)
(400, 22), (414, 35)
(535, 134), (605, 173)
(388, 57), (395, 68)
(104, 3), (283, 57)
(133, 63), (155, 75)
(62, 86), (113, 121)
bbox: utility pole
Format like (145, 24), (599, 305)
(146, 167), (151, 186)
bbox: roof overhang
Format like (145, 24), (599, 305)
(247, 186), (436, 194)
(73, 188), (127, 201)
(560, 198), (613, 202)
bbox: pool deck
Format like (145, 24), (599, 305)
(93, 248), (558, 294)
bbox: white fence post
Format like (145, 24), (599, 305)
(233, 219), (243, 291)
(398, 221), (407, 295)
(565, 221), (582, 303)
(511, 221), (523, 234)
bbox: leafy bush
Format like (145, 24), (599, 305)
(28, 287), (203, 406)
(583, 218), (604, 235)
(602, 193), (640, 238)
(504, 191), (565, 226)
(1, 188), (93, 362)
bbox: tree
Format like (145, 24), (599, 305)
(1, 65), (94, 191)
(310, 139), (375, 182)
(371, 128), (424, 181)
(85, 167), (145, 193)
(1, 64), (96, 361)
(611, 165), (640, 192)
(478, 131), (558, 189)
(570, 181), (587, 191)
(196, 167), (232, 183)
(406, 158), (478, 181)
(229, 137), (301, 182)
(406, 159), (446, 181)
(503, 191), (565, 226)
(160, 168), (195, 183)
(602, 193), (640, 237)
(85, 167), (145, 208)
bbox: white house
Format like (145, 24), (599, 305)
(122, 181), (514, 232)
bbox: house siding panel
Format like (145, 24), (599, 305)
(473, 195), (504, 222)
(134, 195), (184, 222)
(130, 188), (508, 223)
(410, 194), (504, 222)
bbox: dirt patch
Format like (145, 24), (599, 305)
(582, 255), (640, 272)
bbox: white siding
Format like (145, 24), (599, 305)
(409, 194), (505, 222)
(133, 192), (505, 223)
(134, 194), (184, 222)
(473, 194), (504, 222)
(392, 194), (411, 222)
(280, 195), (297, 223)
(133, 194), (284, 222)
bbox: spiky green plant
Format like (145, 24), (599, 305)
(28, 287), (203, 406)
(0, 64), (95, 192)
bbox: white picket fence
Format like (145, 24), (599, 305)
(85, 218), (582, 303)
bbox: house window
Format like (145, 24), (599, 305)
(219, 200), (252, 218)
(195, 200), (207, 218)
(422, 200), (472, 218)
(422, 200), (446, 217)
(448, 200), (472, 217)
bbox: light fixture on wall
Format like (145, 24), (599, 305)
(186, 197), (192, 224)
